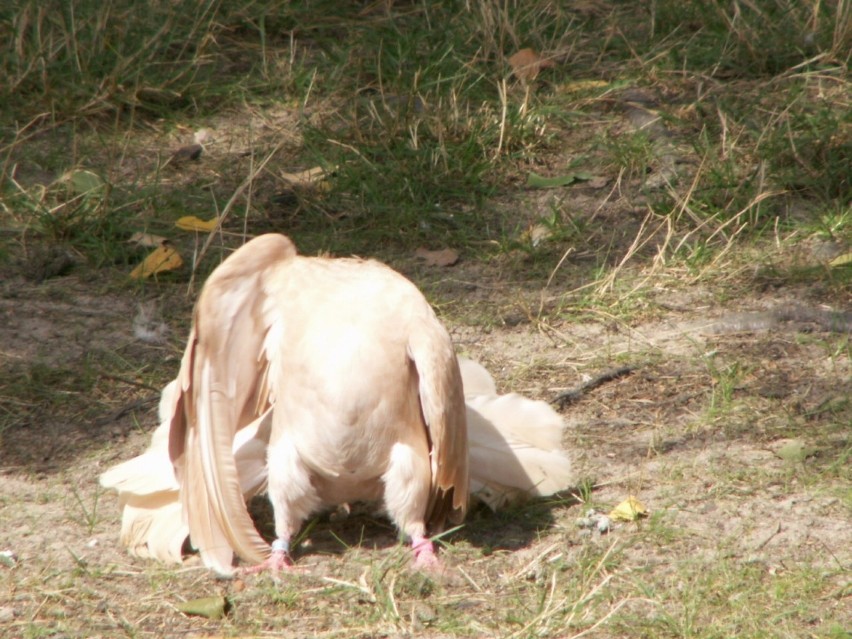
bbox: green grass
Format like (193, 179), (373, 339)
(2, 0), (848, 271)
(611, 558), (845, 638)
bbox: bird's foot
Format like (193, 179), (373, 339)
(411, 535), (440, 570)
(240, 539), (303, 577)
(241, 550), (294, 575)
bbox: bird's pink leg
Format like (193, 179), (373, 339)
(411, 535), (440, 569)
(241, 539), (298, 575)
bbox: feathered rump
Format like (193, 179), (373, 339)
(100, 360), (573, 562)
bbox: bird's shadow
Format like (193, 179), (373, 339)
(246, 492), (581, 562)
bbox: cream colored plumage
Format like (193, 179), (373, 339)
(168, 234), (467, 573)
(460, 359), (573, 510)
(101, 234), (573, 573)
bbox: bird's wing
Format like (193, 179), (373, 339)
(117, 493), (188, 563)
(169, 234), (297, 573)
(465, 392), (572, 510)
(100, 397), (272, 564)
(457, 356), (498, 397)
(407, 316), (469, 529)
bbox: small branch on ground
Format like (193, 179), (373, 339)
(94, 395), (159, 426)
(551, 366), (637, 409)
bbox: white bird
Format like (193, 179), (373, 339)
(101, 234), (572, 574)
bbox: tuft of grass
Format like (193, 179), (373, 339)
(644, 0), (850, 77)
(67, 484), (102, 535)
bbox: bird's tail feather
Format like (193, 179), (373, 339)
(407, 322), (470, 528)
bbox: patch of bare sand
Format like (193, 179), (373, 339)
(1, 259), (848, 636)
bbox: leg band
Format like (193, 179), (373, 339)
(271, 539), (290, 553)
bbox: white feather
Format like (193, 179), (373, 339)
(458, 357), (498, 397)
(466, 393), (572, 510)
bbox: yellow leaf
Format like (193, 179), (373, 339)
(608, 496), (648, 522)
(530, 224), (553, 246)
(129, 245), (183, 279)
(829, 252), (852, 267)
(557, 79), (609, 94)
(175, 215), (219, 232)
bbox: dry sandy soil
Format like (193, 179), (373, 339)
(1, 242), (849, 637)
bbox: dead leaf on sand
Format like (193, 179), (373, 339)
(609, 496), (648, 522)
(773, 439), (817, 462)
(281, 166), (330, 187)
(175, 215), (219, 232)
(175, 595), (229, 619)
(525, 223), (553, 247)
(415, 247), (459, 267)
(129, 244), (183, 279)
(829, 252), (852, 267)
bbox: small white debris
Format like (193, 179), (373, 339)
(0, 550), (17, 567)
(575, 509), (612, 535)
(133, 301), (169, 344)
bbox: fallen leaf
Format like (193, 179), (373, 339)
(508, 48), (555, 82)
(527, 171), (593, 189)
(129, 245), (183, 279)
(169, 144), (203, 164)
(176, 595), (229, 619)
(175, 215), (219, 232)
(64, 169), (106, 195)
(525, 223), (553, 247)
(415, 247), (459, 267)
(128, 232), (168, 248)
(557, 79), (609, 94)
(829, 252), (852, 267)
(281, 166), (329, 187)
(609, 496), (648, 522)
(775, 439), (817, 462)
